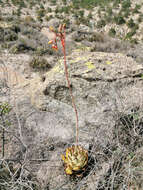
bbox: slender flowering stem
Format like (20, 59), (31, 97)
(62, 28), (79, 146)
(48, 24), (79, 146)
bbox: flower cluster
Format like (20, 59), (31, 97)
(48, 24), (66, 51)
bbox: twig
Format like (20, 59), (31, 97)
(2, 128), (5, 158)
(0, 113), (6, 158)
(0, 124), (26, 152)
(13, 101), (27, 150)
(0, 158), (50, 162)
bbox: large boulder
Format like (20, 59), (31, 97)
(1, 49), (143, 189)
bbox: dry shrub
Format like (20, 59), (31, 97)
(90, 33), (131, 53)
(29, 56), (52, 71)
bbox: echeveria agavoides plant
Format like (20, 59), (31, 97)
(48, 24), (88, 175)
(61, 145), (88, 175)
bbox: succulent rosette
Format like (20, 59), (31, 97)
(61, 145), (88, 175)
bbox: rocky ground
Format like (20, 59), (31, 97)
(0, 0), (143, 190)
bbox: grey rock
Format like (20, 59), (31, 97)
(1, 50), (143, 189)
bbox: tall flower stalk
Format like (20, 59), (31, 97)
(48, 24), (79, 146)
(48, 24), (88, 175)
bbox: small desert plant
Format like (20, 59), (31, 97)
(23, 15), (34, 24)
(36, 8), (46, 19)
(108, 28), (116, 37)
(137, 14), (143, 23)
(88, 11), (92, 19)
(47, 7), (52, 13)
(113, 14), (126, 25)
(50, 0), (56, 5)
(97, 19), (106, 28)
(106, 6), (113, 17)
(125, 28), (137, 40)
(61, 145), (88, 175)
(29, 56), (51, 71)
(79, 10), (84, 17)
(48, 24), (88, 175)
(121, 0), (131, 11)
(123, 9), (130, 18)
(127, 18), (136, 28)
(132, 4), (141, 14)
(62, 0), (67, 5)
(45, 15), (53, 21)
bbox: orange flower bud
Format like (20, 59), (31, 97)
(48, 40), (53, 44)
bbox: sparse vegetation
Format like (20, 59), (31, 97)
(113, 14), (126, 25)
(108, 27), (116, 37)
(29, 56), (52, 71)
(97, 19), (106, 28)
(0, 0), (141, 42)
(127, 18), (136, 28)
(0, 0), (143, 189)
